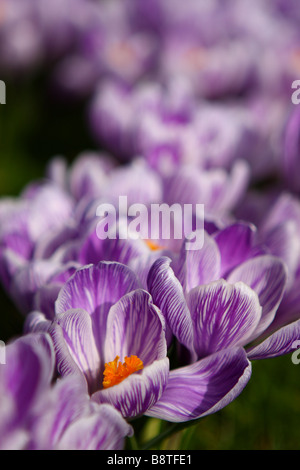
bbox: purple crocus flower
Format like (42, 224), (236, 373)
(6, 148), (251, 325)
(88, 77), (200, 168)
(0, 332), (132, 450)
(0, 182), (74, 292)
(159, 35), (257, 100)
(48, 261), (169, 419)
(163, 160), (250, 219)
(0, 178), (81, 319)
(0, 155), (164, 318)
(88, 77), (254, 176)
(144, 224), (289, 422)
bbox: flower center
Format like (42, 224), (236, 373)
(144, 239), (165, 251)
(102, 355), (144, 389)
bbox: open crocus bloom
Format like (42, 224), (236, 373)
(49, 261), (169, 419)
(145, 225), (290, 422)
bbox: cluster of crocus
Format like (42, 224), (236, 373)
(1, 0), (300, 451)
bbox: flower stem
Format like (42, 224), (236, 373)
(141, 420), (198, 450)
(127, 433), (140, 450)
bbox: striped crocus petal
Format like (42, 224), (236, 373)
(0, 333), (55, 443)
(78, 221), (148, 267)
(49, 309), (100, 393)
(180, 231), (221, 293)
(213, 222), (258, 277)
(92, 358), (169, 419)
(55, 262), (140, 316)
(187, 280), (262, 358)
(147, 257), (194, 355)
(227, 255), (288, 339)
(262, 221), (300, 287)
(104, 289), (167, 367)
(247, 319), (300, 360)
(55, 262), (141, 352)
(271, 276), (300, 331)
(145, 347), (251, 422)
(57, 404), (133, 450)
(30, 375), (92, 449)
(30, 373), (133, 450)
(128, 250), (171, 291)
(24, 311), (51, 334)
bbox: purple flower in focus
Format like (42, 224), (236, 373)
(144, 224), (288, 421)
(48, 262), (169, 419)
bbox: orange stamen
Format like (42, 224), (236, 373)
(144, 239), (165, 251)
(102, 355), (144, 389)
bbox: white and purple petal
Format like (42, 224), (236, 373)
(214, 222), (258, 277)
(145, 347), (251, 422)
(50, 308), (100, 393)
(187, 280), (262, 357)
(183, 231), (221, 292)
(227, 255), (288, 339)
(56, 404), (133, 450)
(55, 262), (140, 317)
(147, 257), (194, 354)
(104, 289), (167, 367)
(92, 357), (169, 419)
(0, 333), (55, 430)
(247, 319), (300, 360)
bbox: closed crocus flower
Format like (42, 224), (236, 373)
(49, 261), (169, 419)
(145, 224), (289, 422)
